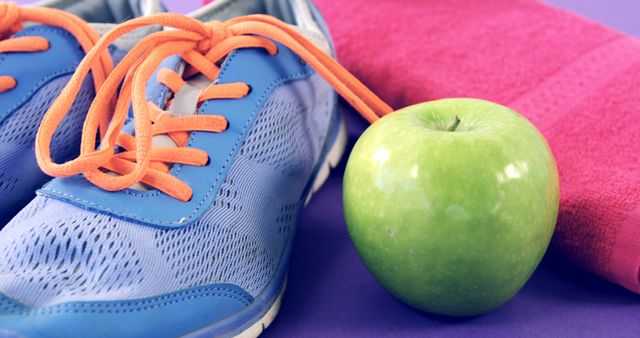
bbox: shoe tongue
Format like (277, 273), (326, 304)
(152, 73), (212, 149)
(128, 68), (212, 191)
(292, 25), (332, 55)
(168, 73), (212, 116)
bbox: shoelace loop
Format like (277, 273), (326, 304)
(0, 2), (23, 39)
(36, 14), (393, 202)
(0, 3), (113, 95)
(197, 20), (231, 52)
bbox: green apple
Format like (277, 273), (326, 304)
(343, 98), (559, 316)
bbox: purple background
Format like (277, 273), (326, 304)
(161, 0), (640, 36)
(12, 0), (640, 337)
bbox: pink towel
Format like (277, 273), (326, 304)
(204, 0), (640, 293)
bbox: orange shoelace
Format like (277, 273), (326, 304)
(36, 13), (393, 202)
(0, 3), (113, 99)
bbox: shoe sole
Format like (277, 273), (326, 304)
(305, 111), (348, 206)
(233, 280), (286, 338)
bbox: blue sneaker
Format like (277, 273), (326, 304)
(0, 0), (163, 224)
(0, 0), (391, 336)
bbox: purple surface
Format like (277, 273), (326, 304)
(547, 0), (640, 36)
(10, 0), (640, 337)
(264, 111), (640, 337)
(162, 0), (201, 13)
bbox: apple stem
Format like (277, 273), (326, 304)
(445, 115), (461, 132)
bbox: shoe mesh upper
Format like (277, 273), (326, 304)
(0, 75), (94, 221)
(0, 74), (334, 307)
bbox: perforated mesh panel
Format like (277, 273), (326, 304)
(0, 74), (335, 307)
(0, 76), (92, 147)
(240, 98), (309, 173)
(0, 197), (144, 304)
(0, 75), (94, 220)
